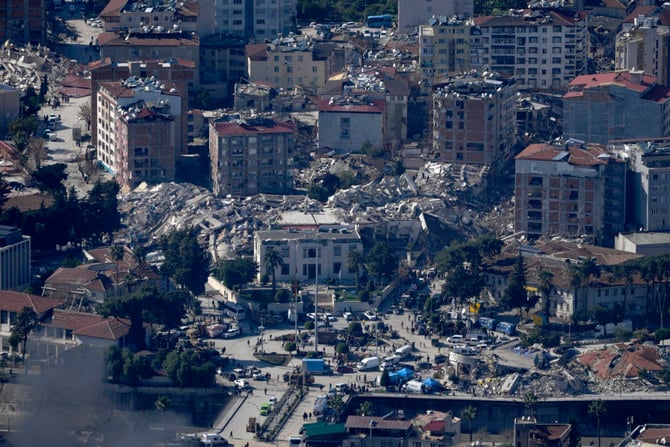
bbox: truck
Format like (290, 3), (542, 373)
(594, 320), (633, 338)
(402, 379), (425, 394)
(313, 395), (329, 417)
(302, 358), (332, 375)
(395, 344), (412, 359)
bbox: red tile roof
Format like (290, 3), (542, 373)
(474, 10), (582, 27)
(623, 5), (657, 22)
(564, 71), (669, 102)
(212, 120), (296, 136)
(97, 32), (199, 47)
(48, 309), (131, 341)
(0, 291), (63, 314)
(577, 345), (663, 379)
(100, 0), (129, 17)
(515, 142), (612, 166)
(246, 44), (268, 60)
(318, 99), (385, 113)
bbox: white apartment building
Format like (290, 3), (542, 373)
(616, 16), (670, 87)
(0, 226), (30, 291)
(474, 9), (589, 89)
(215, 0), (297, 39)
(398, 0), (474, 34)
(611, 140), (670, 232)
(253, 228), (363, 284)
(96, 77), (183, 173)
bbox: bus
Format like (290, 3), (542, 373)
(366, 14), (392, 28)
(222, 301), (247, 320)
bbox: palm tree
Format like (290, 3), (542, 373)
(347, 249), (363, 291)
(263, 248), (284, 296)
(356, 400), (375, 416)
(462, 405), (477, 441)
(538, 270), (554, 316)
(588, 399), (607, 447)
(524, 391), (538, 418)
(110, 245), (124, 296)
(9, 307), (39, 363)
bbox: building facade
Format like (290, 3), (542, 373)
(115, 106), (176, 189)
(615, 16), (670, 87)
(98, 0), (212, 36)
(474, 10), (588, 89)
(245, 40), (341, 91)
(419, 17), (481, 86)
(253, 228), (363, 284)
(563, 70), (670, 144)
(95, 78), (184, 177)
(215, 0), (296, 39)
(398, 0), (474, 34)
(612, 140), (670, 231)
(514, 142), (626, 245)
(209, 116), (296, 196)
(317, 97), (385, 153)
(432, 72), (516, 165)
(0, 0), (45, 45)
(0, 225), (30, 291)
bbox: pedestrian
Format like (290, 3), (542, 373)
(363, 374), (367, 382)
(230, 431), (233, 438)
(309, 412), (312, 419)
(303, 412), (307, 421)
(264, 388), (267, 395)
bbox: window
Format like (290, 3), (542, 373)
(281, 264), (289, 275)
(340, 117), (350, 138)
(334, 246), (342, 257)
(333, 262), (342, 274)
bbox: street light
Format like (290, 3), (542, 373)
(369, 419), (376, 447)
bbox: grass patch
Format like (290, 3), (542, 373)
(255, 352), (291, 366)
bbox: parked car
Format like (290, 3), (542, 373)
(253, 372), (267, 381)
(234, 378), (251, 389)
(343, 312), (353, 321)
(363, 311), (377, 320)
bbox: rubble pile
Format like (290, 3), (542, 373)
(0, 42), (81, 95)
(117, 182), (325, 258)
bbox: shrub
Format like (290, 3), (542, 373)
(336, 343), (349, 354)
(304, 320), (315, 330)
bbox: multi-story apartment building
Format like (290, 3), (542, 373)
(398, 0), (474, 34)
(475, 9), (588, 89)
(514, 142), (626, 245)
(253, 228), (363, 283)
(89, 58), (196, 151)
(615, 14), (670, 87)
(563, 70), (670, 144)
(245, 39), (342, 91)
(320, 67), (410, 149)
(209, 116), (296, 196)
(99, 0), (214, 37)
(0, 225), (30, 291)
(419, 16), (481, 86)
(432, 72), (516, 165)
(611, 140), (670, 232)
(317, 97), (385, 154)
(98, 30), (200, 75)
(95, 78), (184, 175)
(0, 0), (45, 45)
(115, 103), (176, 189)
(215, 0), (296, 39)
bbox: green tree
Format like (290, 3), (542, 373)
(0, 174), (11, 210)
(105, 345), (124, 382)
(78, 102), (92, 130)
(160, 228), (211, 295)
(264, 248), (284, 296)
(346, 249), (364, 291)
(81, 180), (121, 244)
(10, 307), (39, 361)
(31, 163), (67, 198)
(155, 395), (171, 412)
(163, 349), (216, 388)
(213, 258), (258, 290)
(348, 321), (363, 336)
(284, 341), (297, 353)
(588, 399), (607, 447)
(379, 369), (390, 388)
(110, 244), (125, 294)
(524, 391), (538, 418)
(538, 270), (554, 315)
(462, 405), (477, 442)
(329, 394), (347, 421)
(365, 242), (397, 283)
(503, 253), (528, 316)
(356, 400), (374, 416)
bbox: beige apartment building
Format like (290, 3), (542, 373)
(246, 39), (340, 91)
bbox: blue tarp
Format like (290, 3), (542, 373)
(388, 367), (414, 385)
(422, 378), (442, 393)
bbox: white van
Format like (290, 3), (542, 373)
(289, 436), (303, 447)
(357, 356), (380, 371)
(395, 344), (412, 359)
(381, 355), (401, 370)
(201, 433), (227, 446)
